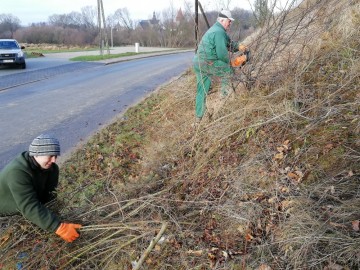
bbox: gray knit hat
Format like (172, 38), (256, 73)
(29, 134), (60, 156)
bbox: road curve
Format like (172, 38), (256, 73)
(0, 51), (194, 169)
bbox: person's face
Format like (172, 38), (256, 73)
(224, 19), (232, 31)
(34, 155), (57, 169)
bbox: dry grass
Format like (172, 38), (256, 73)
(24, 43), (95, 51)
(1, 0), (359, 269)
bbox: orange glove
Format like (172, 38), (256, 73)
(55, 223), (82, 242)
(231, 55), (247, 67)
(238, 44), (248, 53)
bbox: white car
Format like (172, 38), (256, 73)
(0, 39), (26, 69)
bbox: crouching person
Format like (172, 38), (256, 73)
(0, 134), (82, 242)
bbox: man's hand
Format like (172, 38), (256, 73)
(231, 55), (247, 67)
(238, 44), (248, 53)
(55, 223), (82, 242)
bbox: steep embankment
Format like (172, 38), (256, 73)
(0, 0), (359, 269)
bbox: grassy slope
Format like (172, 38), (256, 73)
(1, 1), (359, 269)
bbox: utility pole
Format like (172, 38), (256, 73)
(195, 0), (210, 52)
(97, 0), (110, 55)
(195, 0), (198, 51)
(97, 0), (103, 55)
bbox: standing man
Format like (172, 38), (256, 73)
(0, 134), (82, 243)
(193, 9), (249, 122)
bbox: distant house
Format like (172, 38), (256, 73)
(175, 8), (185, 25)
(139, 12), (160, 29)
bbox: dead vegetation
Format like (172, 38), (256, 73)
(1, 0), (359, 269)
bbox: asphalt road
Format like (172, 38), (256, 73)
(0, 49), (194, 169)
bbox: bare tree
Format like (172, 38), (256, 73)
(212, 0), (233, 11)
(112, 8), (134, 30)
(231, 8), (255, 41)
(48, 12), (83, 29)
(107, 8), (135, 46)
(81, 6), (97, 30)
(0, 14), (21, 38)
(161, 2), (178, 47)
(253, 0), (271, 27)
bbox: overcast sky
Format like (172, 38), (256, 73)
(1, 0), (257, 26)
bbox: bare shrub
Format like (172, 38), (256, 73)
(1, 1), (359, 269)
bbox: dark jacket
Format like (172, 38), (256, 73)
(0, 151), (60, 232)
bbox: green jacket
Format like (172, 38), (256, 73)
(194, 21), (239, 66)
(0, 152), (60, 232)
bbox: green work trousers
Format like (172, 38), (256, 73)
(193, 59), (233, 119)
